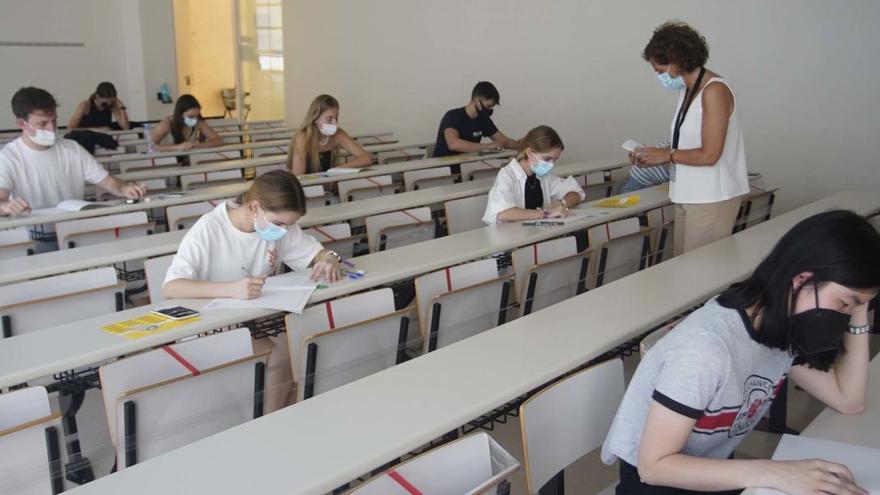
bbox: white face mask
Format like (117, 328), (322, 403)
(26, 123), (56, 147)
(183, 116), (199, 128)
(319, 123), (337, 136)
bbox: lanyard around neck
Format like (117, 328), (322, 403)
(672, 67), (706, 149)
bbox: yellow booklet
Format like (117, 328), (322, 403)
(101, 312), (200, 340)
(595, 194), (640, 208)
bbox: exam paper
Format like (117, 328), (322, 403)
(754, 435), (880, 495)
(204, 274), (318, 314)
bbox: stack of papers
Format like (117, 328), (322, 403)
(203, 274), (318, 314)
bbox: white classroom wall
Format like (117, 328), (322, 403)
(283, 0), (880, 212)
(0, 0), (178, 126)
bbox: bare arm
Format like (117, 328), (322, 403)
(288, 134), (308, 176)
(496, 207), (545, 222)
(637, 401), (865, 494)
(193, 120), (223, 148)
(112, 98), (130, 130)
(149, 119), (186, 151)
(335, 129), (373, 168)
(671, 82), (732, 166)
(444, 128), (499, 153)
(96, 175), (146, 199)
(788, 302), (871, 414)
(490, 131), (520, 151)
(0, 188), (30, 216)
(66, 101), (90, 130)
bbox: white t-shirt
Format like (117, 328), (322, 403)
(0, 137), (110, 209)
(482, 159), (586, 224)
(164, 202), (324, 285)
(668, 78), (749, 204)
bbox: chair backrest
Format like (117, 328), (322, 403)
(99, 328), (255, 454)
(594, 229), (653, 287)
(460, 159), (504, 182)
(519, 360), (625, 494)
(512, 238), (592, 315)
(144, 254), (176, 304)
(166, 201), (218, 230)
(444, 194), (488, 235)
(337, 175), (395, 202)
(743, 189), (777, 229)
(0, 267), (122, 338)
(251, 142), (289, 158)
(414, 259), (507, 350)
(0, 226), (35, 259)
(586, 217), (641, 247)
(56, 211), (153, 249)
(425, 276), (512, 353)
(402, 166), (454, 191)
(303, 185), (338, 209)
(645, 205), (675, 264)
(0, 386), (63, 495)
(299, 308), (414, 401)
(512, 237), (578, 303)
(365, 206), (434, 252)
(114, 352), (267, 468)
(304, 223), (358, 260)
(254, 162), (288, 176)
(348, 432), (519, 495)
(285, 288), (396, 385)
(180, 169), (243, 190)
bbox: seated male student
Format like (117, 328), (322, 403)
(0, 87), (146, 216)
(431, 81), (521, 158)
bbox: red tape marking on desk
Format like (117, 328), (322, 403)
(324, 301), (336, 329)
(162, 346), (201, 376)
(388, 470), (422, 495)
(114, 227), (121, 239)
(533, 244), (539, 266)
(365, 177), (384, 191)
(401, 209), (425, 224)
(444, 267), (452, 292)
(311, 226), (336, 242)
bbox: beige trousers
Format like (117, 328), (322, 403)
(673, 196), (743, 256)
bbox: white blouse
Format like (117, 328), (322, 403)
(482, 158), (585, 224)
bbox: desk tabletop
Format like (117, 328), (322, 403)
(61, 189), (880, 495)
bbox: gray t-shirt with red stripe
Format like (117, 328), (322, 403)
(601, 298), (794, 466)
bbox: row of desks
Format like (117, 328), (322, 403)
(0, 159), (624, 286)
(0, 150), (517, 230)
(62, 190), (880, 494)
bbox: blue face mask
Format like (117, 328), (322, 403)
(657, 69), (685, 91)
(253, 211), (288, 242)
(531, 157), (554, 178)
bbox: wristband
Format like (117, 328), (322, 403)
(847, 324), (871, 335)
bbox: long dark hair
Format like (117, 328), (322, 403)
(718, 210), (880, 368)
(171, 94), (201, 143)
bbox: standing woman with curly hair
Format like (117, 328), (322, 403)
(632, 22), (749, 256)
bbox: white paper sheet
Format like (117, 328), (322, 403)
(754, 435), (880, 495)
(203, 274), (318, 314)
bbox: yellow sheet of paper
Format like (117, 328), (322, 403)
(101, 313), (201, 340)
(595, 194), (640, 208)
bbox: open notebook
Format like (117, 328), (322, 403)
(754, 435), (880, 494)
(29, 199), (107, 217)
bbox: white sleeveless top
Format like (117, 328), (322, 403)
(668, 77), (749, 204)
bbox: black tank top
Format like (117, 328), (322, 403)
(79, 98), (113, 128)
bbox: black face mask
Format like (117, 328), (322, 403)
(99, 102), (112, 111)
(476, 101), (493, 119)
(788, 283), (849, 357)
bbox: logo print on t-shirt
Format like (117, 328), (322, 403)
(729, 374), (774, 437)
(472, 131), (483, 138)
